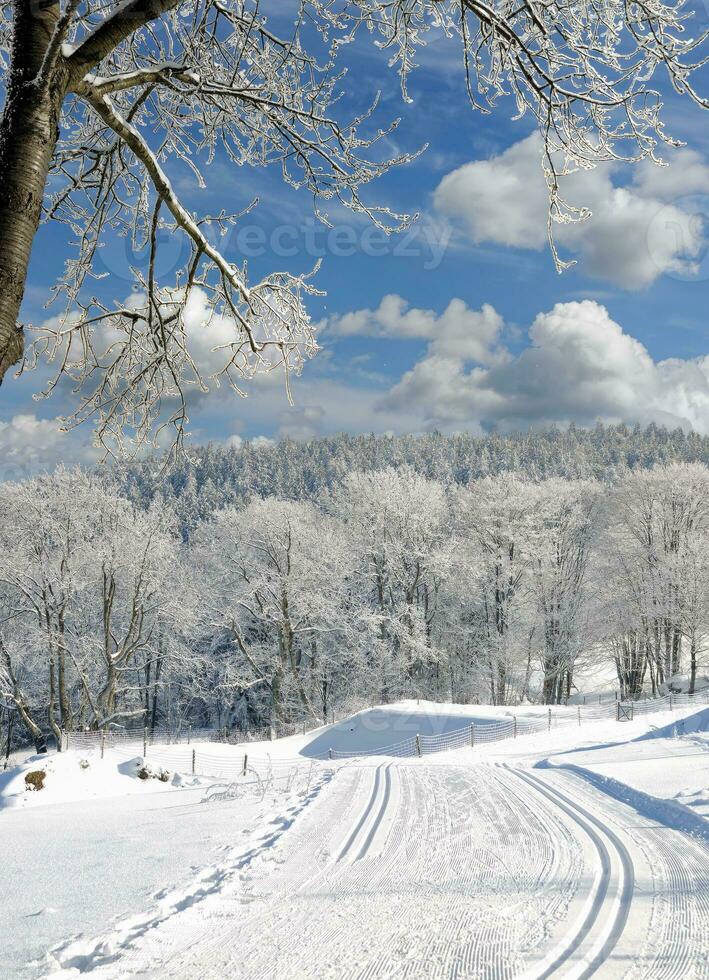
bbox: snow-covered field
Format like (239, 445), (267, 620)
(1, 700), (707, 979)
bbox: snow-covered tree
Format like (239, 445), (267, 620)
(527, 478), (599, 703)
(600, 463), (709, 694)
(0, 469), (184, 743)
(197, 497), (355, 731)
(453, 475), (534, 705)
(329, 467), (450, 701)
(3, 449), (709, 746)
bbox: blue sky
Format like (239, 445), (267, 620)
(3, 2), (709, 476)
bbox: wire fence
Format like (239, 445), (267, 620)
(61, 728), (333, 780)
(61, 717), (325, 755)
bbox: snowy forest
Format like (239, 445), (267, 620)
(2, 424), (709, 753)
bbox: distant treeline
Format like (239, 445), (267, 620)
(117, 423), (709, 532)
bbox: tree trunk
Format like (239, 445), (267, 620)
(48, 656), (62, 749)
(4, 710), (14, 769)
(0, 3), (68, 383)
(96, 658), (118, 727)
(57, 614), (73, 731)
(271, 663), (284, 733)
(689, 633), (698, 695)
(151, 652), (162, 733)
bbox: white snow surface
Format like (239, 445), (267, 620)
(1, 700), (708, 979)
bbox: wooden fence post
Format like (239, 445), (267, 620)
(616, 702), (620, 722)
(547, 708), (551, 731)
(577, 706), (581, 726)
(513, 716), (517, 739)
(669, 694), (673, 711)
(470, 724), (475, 748)
(328, 747), (333, 760)
(100, 729), (105, 759)
(143, 727), (148, 758)
(415, 734), (422, 757)
(242, 753), (248, 776)
(192, 749), (196, 775)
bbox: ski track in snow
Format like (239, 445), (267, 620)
(45, 759), (709, 980)
(536, 767), (709, 980)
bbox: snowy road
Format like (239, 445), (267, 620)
(49, 756), (709, 980)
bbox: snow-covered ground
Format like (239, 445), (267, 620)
(1, 700), (707, 979)
(0, 758), (330, 979)
(0, 749), (205, 811)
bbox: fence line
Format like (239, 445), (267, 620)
(61, 716), (325, 755)
(56, 688), (709, 773)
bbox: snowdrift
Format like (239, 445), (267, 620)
(635, 706), (709, 742)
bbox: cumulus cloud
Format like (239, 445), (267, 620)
(8, 298), (709, 472)
(379, 299), (709, 434)
(327, 294), (507, 365)
(434, 135), (709, 289)
(201, 296), (709, 442)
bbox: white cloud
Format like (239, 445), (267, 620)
(379, 299), (709, 434)
(10, 298), (709, 470)
(192, 296), (709, 442)
(0, 414), (99, 481)
(435, 136), (549, 250)
(181, 286), (247, 377)
(327, 294), (506, 365)
(632, 148), (709, 200)
(434, 135), (709, 289)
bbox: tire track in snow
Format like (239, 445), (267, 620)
(260, 763), (580, 980)
(145, 764), (402, 980)
(510, 767), (635, 980)
(237, 763), (407, 980)
(633, 830), (709, 980)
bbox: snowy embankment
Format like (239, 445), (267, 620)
(1, 699), (707, 978)
(553, 707), (709, 822)
(0, 750), (205, 811)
